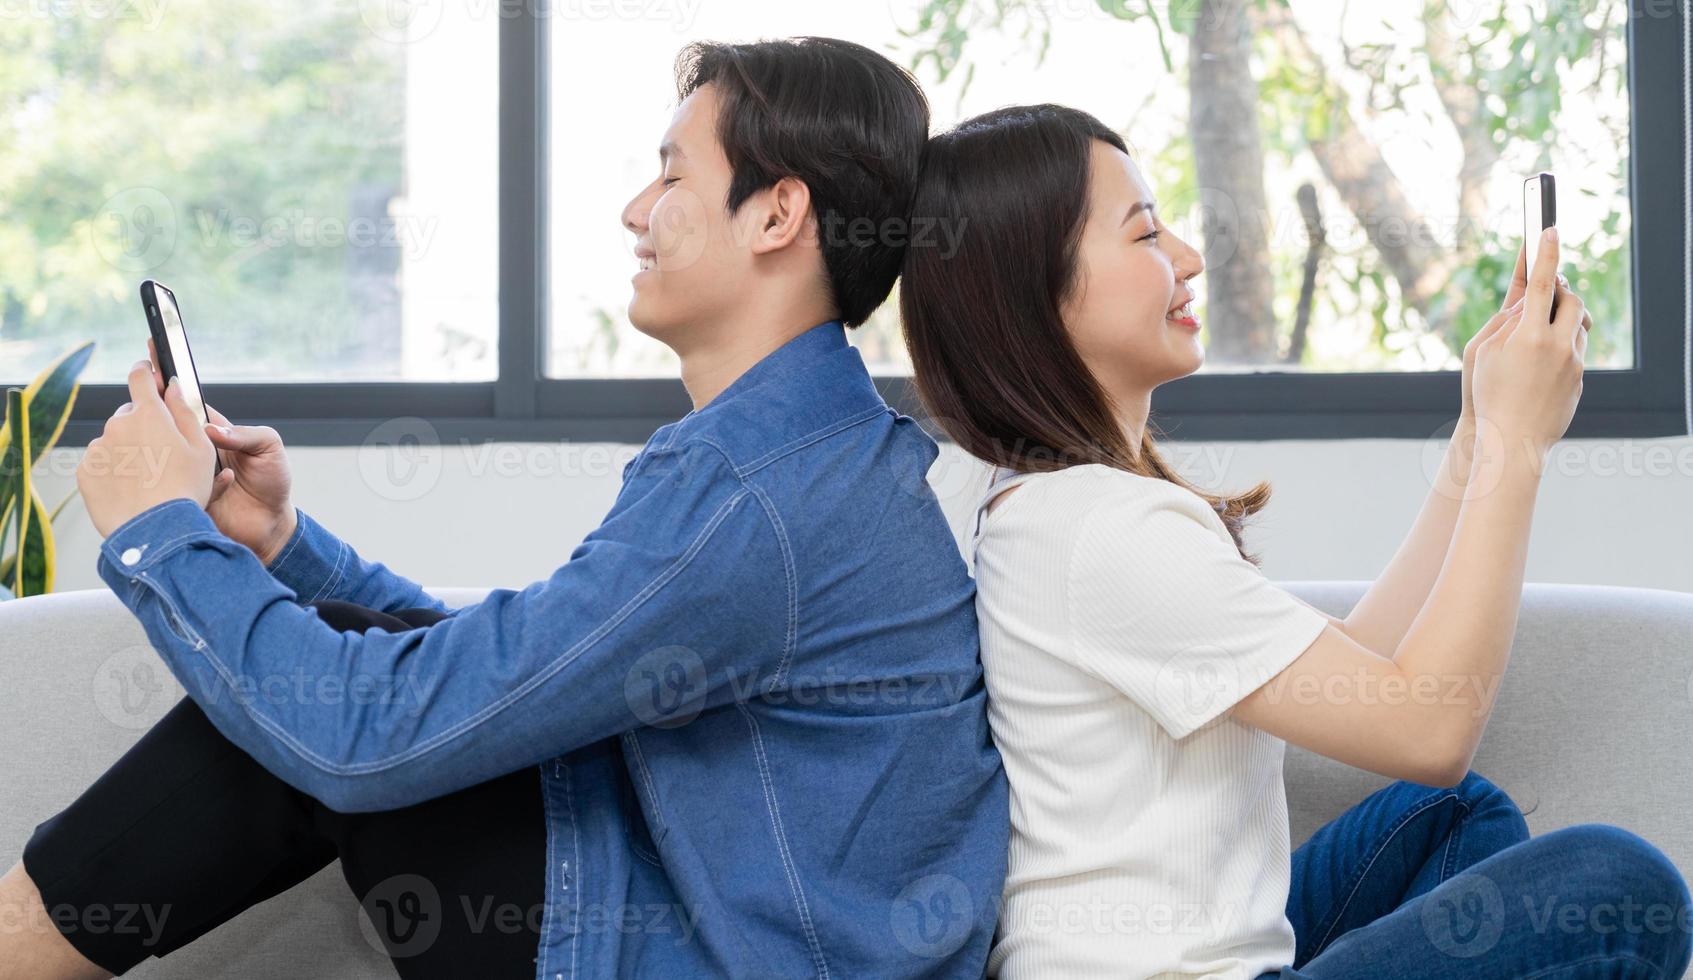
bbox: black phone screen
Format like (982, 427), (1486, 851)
(144, 282), (209, 426)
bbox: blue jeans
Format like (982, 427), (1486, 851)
(1257, 774), (1692, 979)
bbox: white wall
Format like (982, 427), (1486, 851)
(31, 434), (1693, 597)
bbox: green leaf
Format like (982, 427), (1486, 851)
(3, 388), (38, 596)
(1, 485), (80, 586)
(0, 341), (93, 549)
(1167, 0), (1201, 36)
(12, 490), (52, 596)
(10, 341), (95, 466)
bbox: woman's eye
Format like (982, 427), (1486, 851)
(661, 176), (680, 187)
(1138, 230), (1161, 242)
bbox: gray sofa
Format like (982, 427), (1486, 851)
(3, 582), (1691, 978)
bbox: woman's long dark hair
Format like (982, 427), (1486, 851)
(899, 104), (1271, 564)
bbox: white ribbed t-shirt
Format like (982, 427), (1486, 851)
(970, 464), (1330, 980)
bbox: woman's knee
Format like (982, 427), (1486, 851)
(1554, 824), (1689, 901)
(1530, 824), (1692, 972)
(1446, 771), (1530, 841)
(1448, 771), (1518, 814)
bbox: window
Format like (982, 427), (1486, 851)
(10, 0), (1688, 444)
(1, 0), (498, 384)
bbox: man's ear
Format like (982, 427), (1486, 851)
(747, 176), (813, 256)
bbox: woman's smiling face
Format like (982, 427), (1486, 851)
(1060, 141), (1207, 399)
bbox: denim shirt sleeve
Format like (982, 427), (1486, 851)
(262, 507), (448, 615)
(95, 441), (792, 813)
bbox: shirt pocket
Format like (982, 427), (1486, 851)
(619, 731), (668, 866)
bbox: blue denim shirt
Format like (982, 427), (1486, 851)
(96, 321), (1009, 978)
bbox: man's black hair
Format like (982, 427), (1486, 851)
(674, 37), (930, 327)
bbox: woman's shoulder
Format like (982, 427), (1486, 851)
(975, 464), (1220, 552)
(1021, 463), (1211, 514)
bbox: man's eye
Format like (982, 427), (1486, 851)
(661, 176), (680, 186)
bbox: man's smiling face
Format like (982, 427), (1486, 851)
(620, 83), (760, 352)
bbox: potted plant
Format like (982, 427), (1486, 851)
(1, 341), (96, 599)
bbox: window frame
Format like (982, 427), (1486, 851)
(43, 1), (1690, 447)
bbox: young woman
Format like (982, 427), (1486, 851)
(900, 103), (1692, 979)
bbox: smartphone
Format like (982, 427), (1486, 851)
(139, 279), (222, 475)
(1523, 172), (1557, 315)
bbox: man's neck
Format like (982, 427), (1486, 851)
(678, 308), (836, 410)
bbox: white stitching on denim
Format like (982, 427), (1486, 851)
(540, 765), (561, 980)
(1519, 953), (1668, 980)
(564, 763), (579, 980)
(1309, 789), (1456, 956)
(307, 540), (348, 603)
(684, 436), (742, 478)
(1439, 798), (1473, 882)
(622, 731), (668, 845)
(135, 570), (207, 651)
(737, 703), (830, 979)
(745, 483), (798, 690)
(201, 489), (752, 780)
(738, 406), (889, 476)
(266, 510), (308, 574)
(107, 530), (223, 572)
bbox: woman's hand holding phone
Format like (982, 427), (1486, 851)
(147, 338), (298, 565)
(1469, 228), (1594, 463)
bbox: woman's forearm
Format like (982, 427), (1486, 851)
(1340, 418), (1477, 655)
(1391, 434), (1543, 761)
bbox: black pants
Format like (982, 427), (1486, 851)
(21, 600), (548, 978)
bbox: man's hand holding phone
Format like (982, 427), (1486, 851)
(145, 337), (299, 566)
(76, 359), (219, 538)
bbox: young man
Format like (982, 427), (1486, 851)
(0, 37), (1008, 979)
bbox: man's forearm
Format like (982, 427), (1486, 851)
(263, 506), (446, 614)
(1340, 418), (1476, 655)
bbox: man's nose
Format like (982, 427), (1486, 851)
(622, 188), (652, 234)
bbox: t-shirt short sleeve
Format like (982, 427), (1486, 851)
(1065, 477), (1330, 739)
